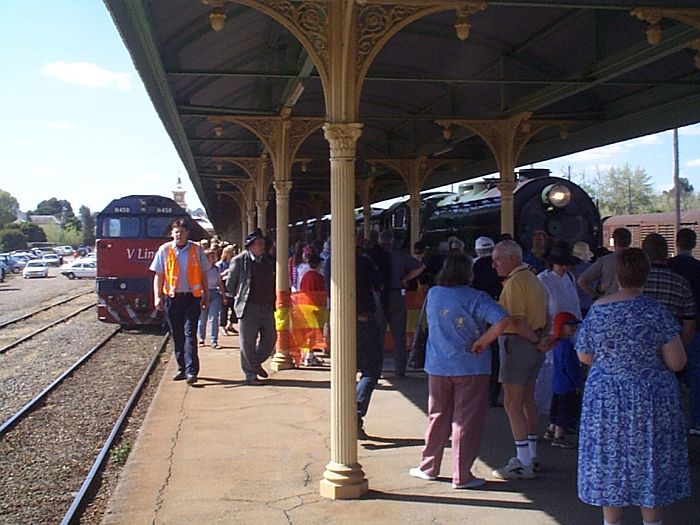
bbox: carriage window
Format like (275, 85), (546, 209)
(146, 217), (174, 238)
(101, 217), (140, 238)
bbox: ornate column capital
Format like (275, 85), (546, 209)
(323, 123), (363, 159)
(273, 179), (294, 197)
(255, 199), (268, 208)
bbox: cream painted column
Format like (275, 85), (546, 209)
(497, 180), (517, 237)
(246, 209), (256, 236)
(256, 199), (268, 233)
(319, 122), (368, 499)
(356, 178), (373, 242)
(408, 195), (421, 253)
(270, 180), (295, 371)
(240, 208), (247, 247)
(363, 206), (371, 241)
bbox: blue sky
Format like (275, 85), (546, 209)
(1, 1), (698, 216)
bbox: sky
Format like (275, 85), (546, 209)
(1, 1), (698, 217)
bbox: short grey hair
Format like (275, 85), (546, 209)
(495, 239), (523, 261)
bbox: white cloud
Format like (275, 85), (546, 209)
(685, 158), (700, 168)
(623, 134), (663, 147)
(45, 121), (71, 129)
(559, 144), (622, 164)
(32, 166), (61, 177)
(680, 124), (700, 136)
(42, 61), (131, 91)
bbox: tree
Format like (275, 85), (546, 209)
(17, 222), (47, 243)
(571, 164), (655, 217)
(654, 177), (697, 212)
(31, 198), (75, 220)
(79, 205), (96, 247)
(0, 229), (27, 251)
(0, 189), (19, 229)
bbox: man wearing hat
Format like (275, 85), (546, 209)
(226, 228), (276, 385)
(537, 240), (582, 325)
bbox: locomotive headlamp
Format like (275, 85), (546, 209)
(542, 184), (571, 208)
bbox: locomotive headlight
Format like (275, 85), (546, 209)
(542, 184), (571, 208)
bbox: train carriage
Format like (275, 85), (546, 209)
(603, 211), (700, 258)
(96, 195), (208, 326)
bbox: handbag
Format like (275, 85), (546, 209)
(408, 295), (428, 369)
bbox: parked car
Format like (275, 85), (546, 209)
(23, 260), (49, 278)
(42, 253), (61, 267)
(60, 260), (96, 279)
(54, 245), (74, 256)
(0, 253), (23, 273)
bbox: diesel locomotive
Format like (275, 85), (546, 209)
(96, 195), (208, 326)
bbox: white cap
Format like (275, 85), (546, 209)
(475, 236), (495, 250)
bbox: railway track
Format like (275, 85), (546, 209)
(0, 290), (93, 330)
(0, 291), (97, 354)
(0, 330), (169, 525)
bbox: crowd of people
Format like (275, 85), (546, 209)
(409, 227), (697, 525)
(149, 218), (698, 524)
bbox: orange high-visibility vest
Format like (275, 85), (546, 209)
(162, 241), (204, 298)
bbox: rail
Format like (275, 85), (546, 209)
(0, 302), (96, 354)
(61, 333), (169, 525)
(0, 327), (121, 436)
(0, 290), (93, 330)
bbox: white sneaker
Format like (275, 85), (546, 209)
(409, 467), (436, 481)
(492, 457), (535, 480)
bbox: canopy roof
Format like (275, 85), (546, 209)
(104, 1), (700, 233)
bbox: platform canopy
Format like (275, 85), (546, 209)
(104, 1), (700, 233)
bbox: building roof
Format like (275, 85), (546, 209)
(104, 1), (700, 232)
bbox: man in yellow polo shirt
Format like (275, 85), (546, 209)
(491, 239), (550, 480)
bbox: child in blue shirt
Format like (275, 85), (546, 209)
(544, 311), (582, 448)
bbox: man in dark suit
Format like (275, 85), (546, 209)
(226, 228), (276, 385)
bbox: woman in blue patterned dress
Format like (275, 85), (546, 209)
(576, 248), (689, 525)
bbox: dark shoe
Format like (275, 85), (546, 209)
(551, 437), (576, 449)
(255, 364), (269, 378)
(357, 419), (368, 440)
(186, 374), (198, 385)
(245, 378), (265, 386)
(173, 372), (187, 381)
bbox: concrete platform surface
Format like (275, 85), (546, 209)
(101, 332), (699, 525)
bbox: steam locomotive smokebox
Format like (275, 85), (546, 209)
(517, 168), (551, 180)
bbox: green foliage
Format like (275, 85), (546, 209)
(109, 441), (133, 465)
(79, 205), (96, 247)
(31, 198), (75, 220)
(569, 165), (657, 217)
(18, 222), (47, 242)
(41, 224), (82, 247)
(0, 189), (19, 229)
(652, 177), (699, 212)
(0, 229), (28, 251)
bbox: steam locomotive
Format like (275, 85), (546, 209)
(361, 169), (601, 252)
(96, 195), (209, 326)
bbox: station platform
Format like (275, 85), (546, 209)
(102, 331), (699, 525)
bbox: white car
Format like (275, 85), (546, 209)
(54, 245), (74, 256)
(42, 253), (61, 267)
(23, 260), (49, 279)
(60, 260), (96, 279)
